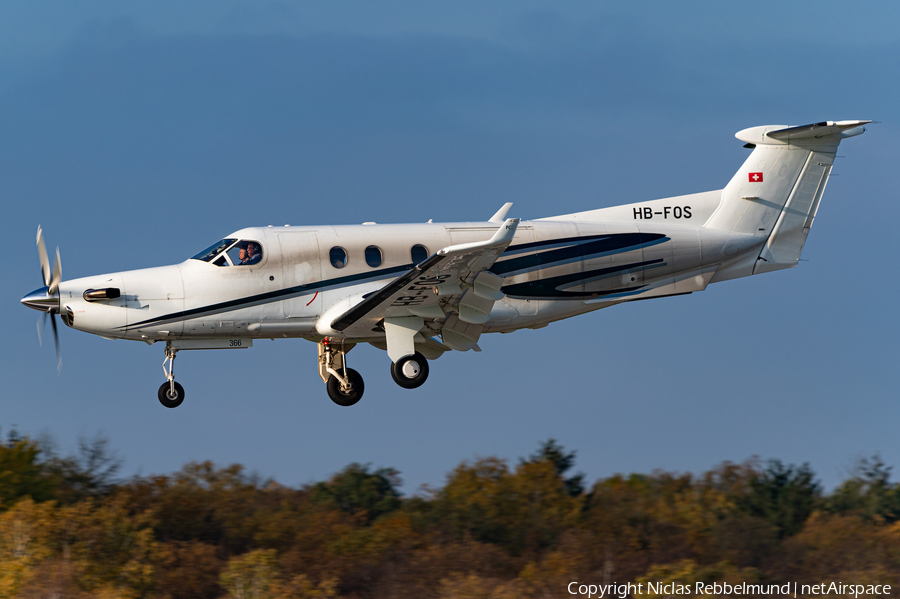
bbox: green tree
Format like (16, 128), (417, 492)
(827, 455), (900, 523)
(0, 430), (54, 507)
(737, 459), (820, 538)
(523, 439), (584, 497)
(42, 433), (122, 505)
(310, 463), (401, 524)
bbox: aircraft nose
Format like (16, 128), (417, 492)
(21, 286), (60, 313)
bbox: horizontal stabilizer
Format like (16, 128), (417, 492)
(766, 120), (870, 140)
(736, 120), (870, 145)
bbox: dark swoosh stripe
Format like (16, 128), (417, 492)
(501, 259), (663, 299)
(492, 233), (668, 276)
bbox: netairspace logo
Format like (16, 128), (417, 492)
(567, 582), (893, 598)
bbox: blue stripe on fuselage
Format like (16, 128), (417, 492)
(122, 232), (671, 330)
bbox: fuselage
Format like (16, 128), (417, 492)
(54, 217), (760, 345)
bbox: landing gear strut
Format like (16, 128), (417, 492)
(318, 338), (364, 406)
(391, 352), (429, 389)
(158, 345), (185, 408)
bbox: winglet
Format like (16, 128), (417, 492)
(438, 218), (520, 256)
(488, 203), (513, 223)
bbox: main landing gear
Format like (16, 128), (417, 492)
(317, 339), (431, 406)
(158, 345), (185, 408)
(390, 352), (429, 389)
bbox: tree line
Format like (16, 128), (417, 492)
(0, 429), (897, 598)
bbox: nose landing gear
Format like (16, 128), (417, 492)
(158, 345), (185, 408)
(318, 338), (364, 406)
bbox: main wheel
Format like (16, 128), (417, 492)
(326, 368), (365, 406)
(390, 352), (429, 389)
(158, 381), (185, 408)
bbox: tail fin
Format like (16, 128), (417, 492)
(705, 120), (869, 274)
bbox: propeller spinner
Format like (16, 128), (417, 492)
(22, 226), (63, 372)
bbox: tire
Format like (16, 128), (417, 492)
(158, 381), (185, 408)
(326, 368), (365, 406)
(390, 352), (429, 389)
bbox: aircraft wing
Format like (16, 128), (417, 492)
(330, 218), (520, 337)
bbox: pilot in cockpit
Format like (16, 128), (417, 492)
(192, 238), (263, 267)
(245, 242), (262, 265)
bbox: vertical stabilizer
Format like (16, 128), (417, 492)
(705, 121), (868, 277)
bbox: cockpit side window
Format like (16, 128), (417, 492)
(192, 239), (236, 262)
(226, 240), (264, 266)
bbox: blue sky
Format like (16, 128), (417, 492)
(3, 1), (899, 492)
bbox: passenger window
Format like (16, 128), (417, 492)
(226, 241), (263, 266)
(365, 245), (383, 268)
(330, 247), (348, 269)
(411, 244), (428, 264)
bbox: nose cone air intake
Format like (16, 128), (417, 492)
(21, 286), (59, 313)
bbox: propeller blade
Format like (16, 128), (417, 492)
(49, 247), (62, 295)
(37, 313), (47, 347)
(51, 314), (61, 374)
(37, 226), (51, 287)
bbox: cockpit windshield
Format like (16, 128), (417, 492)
(191, 239), (264, 267)
(192, 239), (236, 262)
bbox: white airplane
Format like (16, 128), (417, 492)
(22, 120), (869, 408)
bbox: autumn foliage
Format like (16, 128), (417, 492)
(0, 431), (897, 598)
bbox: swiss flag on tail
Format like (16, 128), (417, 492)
(748, 172), (764, 182)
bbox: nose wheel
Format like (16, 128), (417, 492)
(390, 352), (429, 389)
(158, 346), (185, 408)
(158, 381), (185, 408)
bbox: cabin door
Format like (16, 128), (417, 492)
(275, 232), (323, 317)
